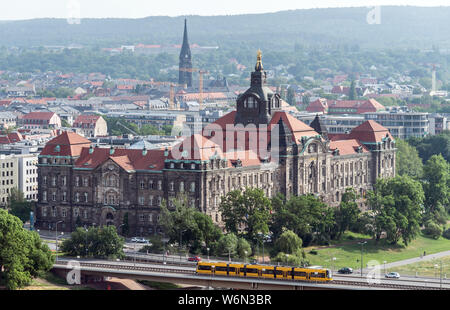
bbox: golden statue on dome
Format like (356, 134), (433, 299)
(255, 49), (264, 71)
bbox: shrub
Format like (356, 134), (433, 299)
(443, 228), (450, 240)
(309, 249), (318, 255)
(422, 220), (443, 240)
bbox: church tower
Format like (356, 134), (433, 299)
(179, 19), (193, 88)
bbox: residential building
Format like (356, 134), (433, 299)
(20, 112), (62, 130)
(73, 115), (108, 138)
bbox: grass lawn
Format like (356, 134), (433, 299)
(386, 256), (450, 278)
(20, 271), (95, 290)
(303, 232), (450, 271)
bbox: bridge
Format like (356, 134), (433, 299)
(51, 258), (449, 290)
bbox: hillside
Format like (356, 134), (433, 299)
(0, 6), (450, 50)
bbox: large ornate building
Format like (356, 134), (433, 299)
(35, 52), (396, 234)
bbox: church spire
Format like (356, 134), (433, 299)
(181, 19), (190, 55)
(179, 18), (192, 87)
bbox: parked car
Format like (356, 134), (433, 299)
(385, 272), (400, 279)
(337, 267), (353, 274)
(131, 237), (150, 244)
(188, 256), (202, 262)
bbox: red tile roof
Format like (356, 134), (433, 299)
(22, 112), (56, 121)
(73, 115), (101, 126)
(40, 131), (92, 157)
(329, 139), (369, 156)
(75, 147), (166, 172)
(349, 120), (394, 143)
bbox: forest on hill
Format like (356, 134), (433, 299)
(1, 6), (450, 50)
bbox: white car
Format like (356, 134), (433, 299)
(385, 272), (400, 279)
(131, 237), (150, 244)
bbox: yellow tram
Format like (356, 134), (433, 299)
(196, 261), (333, 282)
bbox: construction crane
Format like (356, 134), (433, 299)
(169, 83), (187, 110)
(179, 67), (209, 109)
(149, 81), (186, 110)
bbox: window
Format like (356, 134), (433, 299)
(149, 195), (154, 206)
(83, 177), (89, 187)
(169, 182), (174, 191)
(62, 209), (67, 218)
(139, 196), (145, 205)
(42, 191), (47, 202)
(158, 180), (162, 190)
(84, 192), (88, 203)
(75, 176), (80, 187)
(52, 192), (57, 201)
(62, 191), (67, 202)
(140, 180), (146, 189)
(62, 176), (67, 186)
(75, 193), (80, 202)
(190, 182), (196, 193)
(52, 176), (57, 187)
(179, 181), (184, 192)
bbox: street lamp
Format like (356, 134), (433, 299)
(159, 232), (169, 265)
(207, 247), (210, 262)
(55, 220), (63, 262)
(332, 257), (336, 276)
(179, 229), (187, 264)
(383, 261), (387, 275)
(358, 241), (367, 277)
(84, 226), (89, 257)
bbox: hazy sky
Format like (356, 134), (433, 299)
(0, 0), (449, 20)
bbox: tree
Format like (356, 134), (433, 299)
(270, 194), (335, 246)
(7, 188), (32, 224)
(122, 212), (130, 236)
(236, 237), (252, 259)
(334, 188), (361, 238)
(159, 195), (222, 253)
(0, 209), (54, 290)
(395, 139), (423, 179)
(219, 188), (272, 243)
(286, 87), (296, 105)
(422, 154), (449, 223)
(61, 226), (125, 259)
(366, 176), (424, 245)
(422, 220), (443, 239)
(216, 233), (238, 259)
(275, 230), (303, 254)
(348, 80), (357, 100)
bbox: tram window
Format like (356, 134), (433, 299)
(246, 268), (258, 274)
(198, 265), (212, 271)
(215, 266), (228, 272)
(228, 267), (236, 272)
(311, 272), (325, 278)
(294, 271), (307, 277)
(275, 270), (283, 275)
(262, 269), (275, 275)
